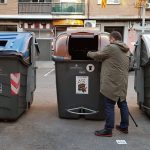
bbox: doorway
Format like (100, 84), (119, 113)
(104, 26), (124, 40)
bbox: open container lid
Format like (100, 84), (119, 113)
(53, 27), (110, 61)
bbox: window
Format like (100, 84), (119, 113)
(32, 0), (39, 2)
(0, 0), (5, 3)
(19, 0), (30, 2)
(104, 26), (124, 40)
(97, 0), (120, 5)
(60, 0), (82, 2)
(0, 25), (17, 31)
(32, 0), (50, 2)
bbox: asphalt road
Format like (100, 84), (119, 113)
(0, 62), (150, 150)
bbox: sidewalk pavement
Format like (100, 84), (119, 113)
(35, 61), (55, 69)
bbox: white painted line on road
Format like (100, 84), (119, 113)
(116, 140), (127, 144)
(44, 69), (55, 77)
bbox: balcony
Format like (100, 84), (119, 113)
(18, 2), (52, 14)
(51, 3), (85, 15)
(18, 2), (85, 15)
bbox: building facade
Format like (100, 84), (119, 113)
(88, 0), (150, 52)
(0, 0), (18, 31)
(0, 0), (87, 37)
(0, 0), (150, 52)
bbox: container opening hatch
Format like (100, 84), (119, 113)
(0, 40), (7, 47)
(68, 34), (98, 60)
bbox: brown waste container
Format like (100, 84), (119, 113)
(52, 27), (109, 120)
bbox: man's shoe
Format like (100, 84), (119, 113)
(95, 129), (112, 137)
(116, 125), (128, 134)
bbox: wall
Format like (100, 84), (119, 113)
(0, 0), (18, 15)
(89, 0), (150, 19)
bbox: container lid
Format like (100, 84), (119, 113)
(142, 34), (150, 58)
(67, 27), (100, 35)
(0, 32), (32, 65)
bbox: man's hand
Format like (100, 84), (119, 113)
(87, 51), (94, 59)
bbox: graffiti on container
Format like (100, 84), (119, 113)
(76, 76), (88, 94)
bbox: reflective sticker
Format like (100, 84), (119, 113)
(0, 83), (2, 93)
(86, 64), (95, 72)
(76, 76), (88, 94)
(10, 73), (20, 95)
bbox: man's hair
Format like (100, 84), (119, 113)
(110, 31), (122, 41)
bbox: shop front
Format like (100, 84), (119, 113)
(52, 19), (84, 37)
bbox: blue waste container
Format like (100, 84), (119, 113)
(0, 32), (39, 121)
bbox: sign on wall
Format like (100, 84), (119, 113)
(97, 0), (120, 4)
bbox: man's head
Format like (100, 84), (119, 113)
(109, 31), (122, 43)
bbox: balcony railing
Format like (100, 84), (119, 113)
(51, 3), (85, 15)
(18, 2), (85, 15)
(18, 2), (52, 14)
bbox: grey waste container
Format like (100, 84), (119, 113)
(52, 28), (109, 120)
(36, 38), (53, 61)
(0, 32), (39, 121)
(134, 33), (150, 117)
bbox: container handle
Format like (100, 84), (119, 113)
(142, 105), (150, 110)
(52, 55), (65, 61)
(52, 55), (71, 61)
(66, 106), (99, 115)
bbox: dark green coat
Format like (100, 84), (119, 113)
(87, 41), (130, 102)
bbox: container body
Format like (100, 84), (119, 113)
(53, 28), (110, 120)
(55, 60), (105, 120)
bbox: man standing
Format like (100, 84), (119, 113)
(87, 31), (130, 137)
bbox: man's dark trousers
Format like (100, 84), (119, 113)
(103, 96), (129, 131)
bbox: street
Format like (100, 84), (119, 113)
(0, 62), (150, 150)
